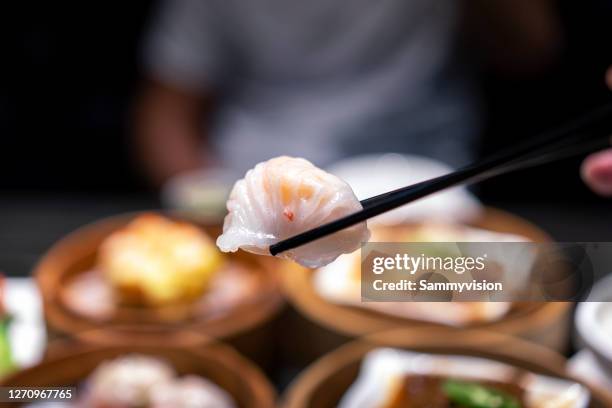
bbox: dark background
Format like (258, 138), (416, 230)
(2, 1), (612, 197)
(1, 1), (612, 276)
(0, 2), (154, 193)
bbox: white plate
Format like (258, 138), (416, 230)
(5, 278), (47, 368)
(575, 274), (612, 373)
(568, 349), (612, 394)
(327, 153), (482, 226)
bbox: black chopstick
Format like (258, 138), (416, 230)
(269, 103), (612, 256)
(361, 103), (612, 209)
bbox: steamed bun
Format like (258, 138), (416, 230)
(216, 156), (370, 268)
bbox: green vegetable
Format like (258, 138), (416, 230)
(0, 316), (15, 376)
(443, 379), (521, 408)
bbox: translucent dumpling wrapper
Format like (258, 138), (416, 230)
(217, 156), (370, 268)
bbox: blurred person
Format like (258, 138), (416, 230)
(581, 67), (612, 196)
(135, 0), (562, 185)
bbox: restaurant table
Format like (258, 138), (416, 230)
(0, 193), (611, 390)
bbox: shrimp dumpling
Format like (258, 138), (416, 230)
(216, 156), (370, 268)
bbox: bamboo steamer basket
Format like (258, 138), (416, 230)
(280, 208), (572, 363)
(282, 327), (611, 408)
(1, 331), (275, 407)
(35, 212), (285, 369)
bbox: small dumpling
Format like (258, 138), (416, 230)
(216, 156), (370, 268)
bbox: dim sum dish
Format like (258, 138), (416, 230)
(282, 328), (612, 408)
(280, 208), (571, 360)
(26, 355), (236, 408)
(313, 222), (533, 326)
(574, 273), (612, 396)
(217, 156), (370, 268)
(35, 212), (284, 364)
(98, 213), (224, 308)
(1, 333), (275, 408)
(342, 350), (587, 408)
